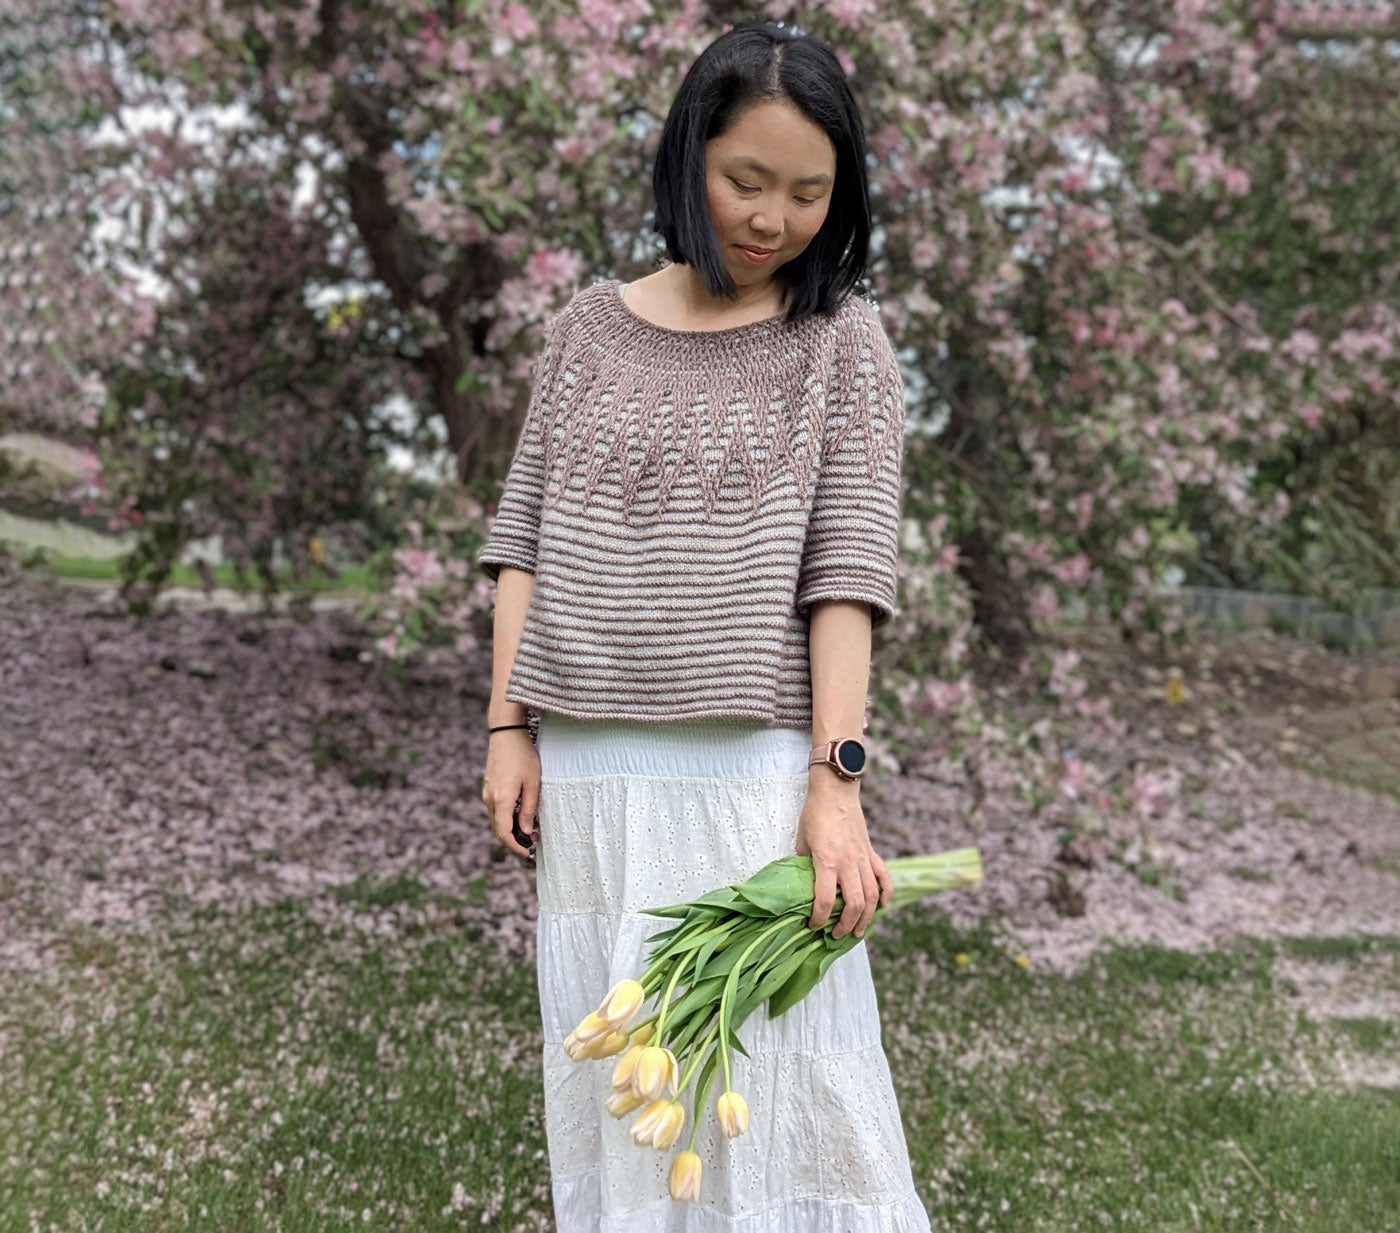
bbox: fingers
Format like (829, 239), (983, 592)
(855, 863), (880, 938)
(871, 849), (894, 910)
(816, 854), (884, 940)
(516, 781), (539, 842)
(492, 797), (532, 859)
(833, 859), (878, 940)
(809, 862), (836, 932)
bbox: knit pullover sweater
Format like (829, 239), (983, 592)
(476, 276), (907, 731)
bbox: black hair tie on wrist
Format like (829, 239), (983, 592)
(489, 723), (533, 734)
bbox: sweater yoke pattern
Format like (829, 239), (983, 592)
(536, 280), (904, 523)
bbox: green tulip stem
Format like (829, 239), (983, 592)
(687, 1040), (721, 1152)
(654, 944), (697, 1039)
(675, 1020), (719, 1094)
(718, 917), (790, 1094)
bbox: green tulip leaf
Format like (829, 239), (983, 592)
(745, 944), (814, 1014)
(730, 856), (817, 916)
(688, 886), (750, 912)
(661, 975), (727, 1025)
(694, 1043), (722, 1112)
(723, 1019), (751, 1060)
(666, 1005), (714, 1058)
(766, 949), (826, 1018)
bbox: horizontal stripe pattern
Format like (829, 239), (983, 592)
(477, 276), (906, 729)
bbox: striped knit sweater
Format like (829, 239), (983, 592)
(475, 276), (907, 730)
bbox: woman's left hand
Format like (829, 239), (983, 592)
(795, 777), (894, 940)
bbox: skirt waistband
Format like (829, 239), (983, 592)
(535, 713), (811, 780)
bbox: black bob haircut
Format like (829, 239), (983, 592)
(650, 20), (873, 328)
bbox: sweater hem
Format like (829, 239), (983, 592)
(506, 691), (812, 731)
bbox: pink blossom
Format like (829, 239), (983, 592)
(1030, 584), (1060, 622)
(1058, 754), (1086, 800)
(501, 4), (538, 40)
(827, 0), (877, 28)
(1282, 328), (1321, 362)
(393, 547), (445, 585)
(448, 40), (472, 73)
(525, 247), (584, 291)
(921, 679), (965, 716)
(1052, 554), (1091, 585)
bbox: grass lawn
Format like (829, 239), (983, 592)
(25, 551), (382, 596)
(1, 891), (1396, 1232)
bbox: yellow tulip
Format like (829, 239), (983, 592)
(581, 1029), (630, 1059)
(308, 536), (324, 564)
(629, 1098), (673, 1147)
(598, 978), (646, 1030)
(571, 1011), (613, 1044)
(612, 1044), (644, 1092)
(605, 1087), (648, 1117)
(630, 1098), (685, 1150)
(629, 1022), (655, 1047)
(657, 1100), (686, 1149)
(669, 1149), (703, 1201)
(631, 1045), (678, 1100)
(634, 1100), (685, 1150)
(716, 1090), (749, 1138)
(562, 1030), (591, 1061)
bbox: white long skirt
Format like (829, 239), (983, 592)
(534, 712), (932, 1233)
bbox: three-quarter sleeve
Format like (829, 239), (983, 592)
(794, 307), (907, 630)
(476, 312), (569, 582)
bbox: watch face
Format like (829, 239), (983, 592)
(835, 739), (866, 776)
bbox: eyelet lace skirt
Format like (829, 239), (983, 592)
(534, 712), (932, 1233)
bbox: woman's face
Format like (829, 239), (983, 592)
(704, 98), (836, 290)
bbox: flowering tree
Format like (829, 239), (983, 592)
(3, 0), (1397, 832)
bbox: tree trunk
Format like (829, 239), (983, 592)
(944, 374), (1034, 662)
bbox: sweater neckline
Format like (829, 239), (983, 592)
(608, 278), (791, 340)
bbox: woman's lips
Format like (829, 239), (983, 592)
(737, 245), (775, 263)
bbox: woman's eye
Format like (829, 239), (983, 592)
(734, 180), (817, 206)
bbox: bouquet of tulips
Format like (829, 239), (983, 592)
(562, 847), (982, 1202)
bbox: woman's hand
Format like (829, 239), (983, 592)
(483, 729), (540, 860)
(795, 776), (893, 940)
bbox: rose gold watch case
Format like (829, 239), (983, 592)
(808, 737), (866, 780)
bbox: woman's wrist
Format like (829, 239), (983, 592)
(488, 702), (529, 729)
(808, 765), (860, 792)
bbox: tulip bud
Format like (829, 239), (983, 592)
(598, 978), (646, 1030)
(631, 1045), (678, 1100)
(628, 1021), (655, 1047)
(669, 1149), (703, 1201)
(630, 1098), (672, 1147)
(716, 1090), (750, 1138)
(605, 1087), (648, 1117)
(562, 1031), (591, 1062)
(611, 1044), (644, 1092)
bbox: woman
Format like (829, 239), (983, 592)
(477, 20), (930, 1233)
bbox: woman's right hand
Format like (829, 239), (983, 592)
(483, 729), (541, 860)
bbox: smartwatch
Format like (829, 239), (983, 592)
(808, 737), (867, 781)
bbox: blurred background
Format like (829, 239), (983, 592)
(2, 3), (1397, 1230)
